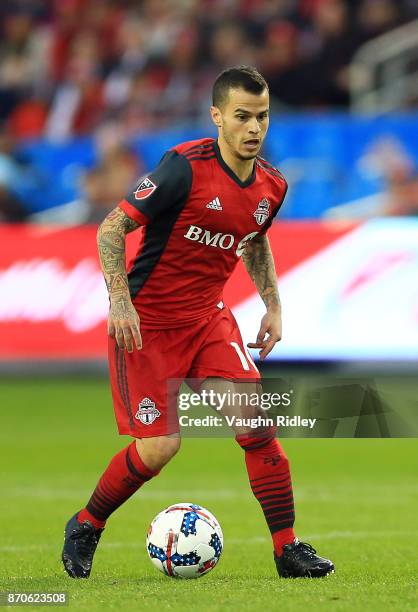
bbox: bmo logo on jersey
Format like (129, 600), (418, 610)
(184, 225), (259, 256)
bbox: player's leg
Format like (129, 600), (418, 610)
(62, 328), (185, 579)
(201, 376), (334, 577)
(199, 377), (297, 552)
(235, 426), (334, 577)
(61, 435), (180, 579)
(77, 434), (181, 529)
(191, 307), (334, 578)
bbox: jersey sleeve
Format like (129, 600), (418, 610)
(259, 179), (288, 236)
(118, 150), (192, 225)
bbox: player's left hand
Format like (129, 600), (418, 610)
(247, 308), (282, 360)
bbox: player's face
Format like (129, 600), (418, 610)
(213, 87), (269, 160)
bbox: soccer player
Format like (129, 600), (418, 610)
(62, 66), (334, 579)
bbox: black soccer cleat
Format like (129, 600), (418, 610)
(62, 512), (104, 578)
(275, 538), (335, 578)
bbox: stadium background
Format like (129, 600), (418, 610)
(1, 1), (417, 610)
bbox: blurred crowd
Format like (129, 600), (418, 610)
(0, 0), (417, 223)
(1, 0), (417, 139)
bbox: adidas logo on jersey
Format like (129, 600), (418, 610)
(206, 197), (223, 211)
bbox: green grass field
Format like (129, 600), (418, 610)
(1, 377), (417, 611)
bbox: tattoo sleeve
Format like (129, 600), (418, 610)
(97, 207), (140, 305)
(241, 234), (281, 310)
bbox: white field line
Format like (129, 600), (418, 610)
(2, 488), (314, 501)
(2, 488), (258, 501)
(0, 531), (411, 553)
(4, 482), (417, 501)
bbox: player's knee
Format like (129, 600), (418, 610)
(135, 435), (181, 471)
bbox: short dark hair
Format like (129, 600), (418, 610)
(212, 65), (268, 108)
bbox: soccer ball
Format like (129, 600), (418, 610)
(146, 503), (223, 578)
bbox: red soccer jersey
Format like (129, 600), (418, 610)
(118, 137), (287, 329)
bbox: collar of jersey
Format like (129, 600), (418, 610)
(213, 140), (256, 189)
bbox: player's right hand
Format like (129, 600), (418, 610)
(108, 298), (142, 353)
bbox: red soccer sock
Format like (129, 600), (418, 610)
(237, 434), (296, 556)
(77, 441), (158, 529)
(77, 507), (106, 530)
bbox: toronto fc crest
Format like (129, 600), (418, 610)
(253, 198), (270, 225)
(135, 398), (161, 425)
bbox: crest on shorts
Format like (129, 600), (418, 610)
(253, 197), (270, 225)
(134, 177), (157, 200)
(135, 397), (161, 425)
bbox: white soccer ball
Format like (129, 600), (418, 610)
(146, 503), (223, 578)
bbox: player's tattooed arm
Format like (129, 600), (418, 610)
(97, 207), (142, 352)
(242, 234), (282, 359)
(242, 234), (281, 311)
(97, 207), (138, 293)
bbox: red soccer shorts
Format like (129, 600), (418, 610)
(108, 306), (260, 438)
